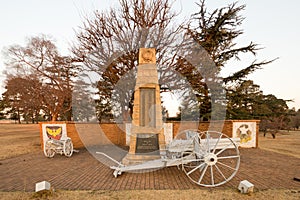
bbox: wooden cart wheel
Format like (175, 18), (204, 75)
(43, 139), (55, 158)
(181, 131), (240, 187)
(63, 138), (73, 157)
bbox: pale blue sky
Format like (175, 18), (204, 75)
(0, 0), (299, 110)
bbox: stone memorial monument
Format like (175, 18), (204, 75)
(122, 48), (165, 165)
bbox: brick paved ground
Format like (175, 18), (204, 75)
(0, 148), (299, 192)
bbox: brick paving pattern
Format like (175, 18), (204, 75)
(0, 148), (299, 191)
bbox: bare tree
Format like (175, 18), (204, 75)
(72, 0), (274, 122)
(72, 0), (191, 121)
(2, 35), (81, 121)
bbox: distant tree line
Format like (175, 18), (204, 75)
(0, 0), (298, 133)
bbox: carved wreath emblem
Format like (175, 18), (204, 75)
(141, 49), (155, 63)
(236, 124), (252, 143)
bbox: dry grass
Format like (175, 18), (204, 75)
(0, 124), (299, 199)
(258, 130), (300, 158)
(0, 124), (40, 160)
(0, 189), (299, 200)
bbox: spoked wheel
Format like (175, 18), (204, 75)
(181, 130), (240, 187)
(63, 138), (73, 157)
(44, 139), (55, 158)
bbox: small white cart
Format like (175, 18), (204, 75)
(44, 137), (73, 158)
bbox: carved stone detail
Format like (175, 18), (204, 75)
(139, 48), (156, 64)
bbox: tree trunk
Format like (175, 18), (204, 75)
(271, 133), (276, 139)
(51, 113), (58, 121)
(17, 110), (21, 124)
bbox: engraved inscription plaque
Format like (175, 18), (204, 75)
(135, 134), (159, 154)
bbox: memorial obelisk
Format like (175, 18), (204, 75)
(122, 48), (165, 165)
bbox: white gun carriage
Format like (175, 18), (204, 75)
(97, 130), (240, 187)
(43, 137), (74, 158)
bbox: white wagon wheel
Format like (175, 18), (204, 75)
(63, 138), (73, 157)
(43, 139), (55, 158)
(181, 130), (240, 187)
